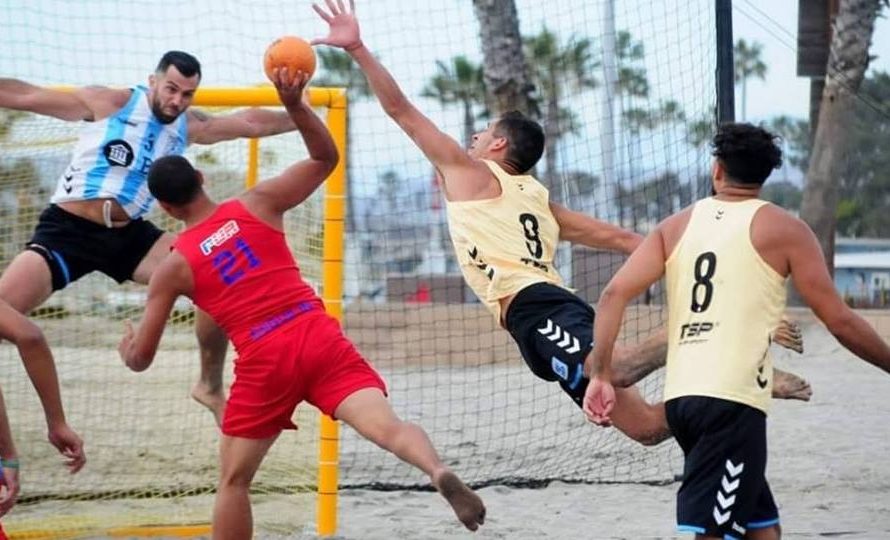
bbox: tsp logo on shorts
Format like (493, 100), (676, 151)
(200, 220), (240, 255)
(103, 139), (135, 167)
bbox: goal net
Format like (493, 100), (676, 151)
(0, 0), (716, 536)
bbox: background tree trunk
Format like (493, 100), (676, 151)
(472, 0), (537, 117)
(799, 0), (883, 274)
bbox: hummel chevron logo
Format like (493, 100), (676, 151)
(757, 365), (768, 389)
(713, 459), (744, 525)
(537, 319), (581, 354)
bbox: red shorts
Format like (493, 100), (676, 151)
(222, 310), (387, 439)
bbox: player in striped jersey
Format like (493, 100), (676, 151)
(0, 51), (300, 423)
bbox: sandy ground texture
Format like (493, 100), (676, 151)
(3, 316), (889, 539)
(293, 318), (890, 540)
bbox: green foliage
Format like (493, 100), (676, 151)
(766, 115), (810, 171)
(733, 39), (767, 83)
(773, 71), (890, 235)
(313, 48), (372, 98)
(760, 180), (802, 211)
(837, 70), (890, 237)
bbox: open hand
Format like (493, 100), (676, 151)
(583, 376), (616, 426)
(311, 0), (362, 51)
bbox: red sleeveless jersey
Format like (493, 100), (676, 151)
(173, 199), (322, 352)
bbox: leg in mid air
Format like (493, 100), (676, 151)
(609, 320), (811, 401)
(609, 385), (671, 446)
(132, 232), (230, 424)
(0, 250), (57, 315)
(334, 387), (486, 531)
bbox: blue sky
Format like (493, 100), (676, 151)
(2, 0), (887, 200)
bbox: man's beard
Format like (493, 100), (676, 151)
(151, 101), (179, 124)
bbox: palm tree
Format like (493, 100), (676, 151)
(800, 0), (884, 272)
(734, 39), (767, 121)
(471, 0), (537, 117)
(611, 30), (650, 227)
(421, 55), (487, 146)
(685, 116), (715, 199)
(312, 48), (372, 233)
(524, 27), (599, 203)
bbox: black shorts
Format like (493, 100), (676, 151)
(504, 282), (594, 407)
(26, 204), (165, 291)
(666, 396), (779, 539)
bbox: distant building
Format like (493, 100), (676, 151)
(834, 238), (890, 308)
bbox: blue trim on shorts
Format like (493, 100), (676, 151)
(50, 250), (71, 287)
(568, 363), (584, 389)
(677, 524), (706, 534)
(748, 517), (780, 529)
(724, 534), (741, 540)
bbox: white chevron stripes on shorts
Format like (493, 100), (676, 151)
(537, 318), (581, 354)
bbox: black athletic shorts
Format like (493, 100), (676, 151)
(504, 282), (594, 407)
(666, 396), (779, 539)
(26, 204), (165, 291)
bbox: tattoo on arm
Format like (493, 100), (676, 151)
(191, 109), (211, 122)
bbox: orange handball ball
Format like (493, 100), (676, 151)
(263, 36), (316, 82)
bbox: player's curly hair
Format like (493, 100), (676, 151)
(148, 155), (201, 206)
(494, 111), (544, 174)
(710, 122), (783, 186)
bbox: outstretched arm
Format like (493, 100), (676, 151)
(0, 79), (119, 121)
(787, 219), (890, 372)
(119, 254), (192, 372)
(188, 107), (298, 145)
(584, 227), (667, 425)
(311, 1), (475, 178)
(0, 302), (85, 475)
(243, 68), (339, 218)
(551, 203), (643, 255)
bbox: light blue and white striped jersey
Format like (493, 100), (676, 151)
(50, 85), (189, 219)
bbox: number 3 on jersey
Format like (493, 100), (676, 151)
(213, 238), (261, 285)
(690, 251), (716, 312)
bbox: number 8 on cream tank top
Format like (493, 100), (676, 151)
(664, 197), (788, 414)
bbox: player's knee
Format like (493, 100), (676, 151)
(218, 466), (254, 490)
(636, 428), (667, 446)
(10, 319), (47, 350)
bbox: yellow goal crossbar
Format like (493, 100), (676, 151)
(13, 86), (347, 539)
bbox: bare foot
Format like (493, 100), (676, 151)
(773, 318), (804, 354)
(433, 470), (486, 531)
(772, 368), (812, 401)
(191, 382), (226, 426)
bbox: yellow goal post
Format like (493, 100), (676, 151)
(196, 86), (347, 538)
(5, 86), (346, 539)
